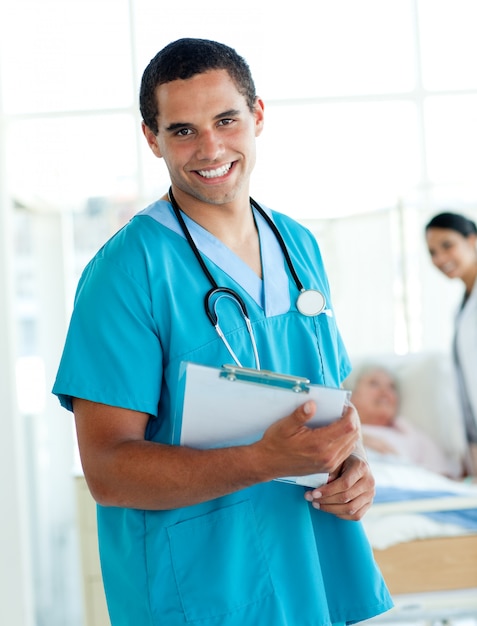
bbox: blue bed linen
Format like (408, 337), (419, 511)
(374, 486), (477, 529)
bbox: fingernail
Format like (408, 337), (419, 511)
(303, 401), (313, 415)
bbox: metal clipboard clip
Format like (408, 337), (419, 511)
(219, 364), (310, 394)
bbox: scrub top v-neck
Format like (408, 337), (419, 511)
(140, 199), (291, 317)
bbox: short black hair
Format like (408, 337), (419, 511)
(425, 211), (477, 237)
(139, 38), (257, 134)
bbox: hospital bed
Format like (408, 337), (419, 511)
(363, 459), (477, 623)
(355, 351), (477, 624)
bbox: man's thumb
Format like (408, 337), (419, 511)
(295, 400), (315, 425)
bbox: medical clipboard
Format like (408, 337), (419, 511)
(174, 362), (350, 487)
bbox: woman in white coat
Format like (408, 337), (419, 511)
(425, 212), (477, 476)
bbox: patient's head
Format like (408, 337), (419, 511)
(346, 365), (400, 427)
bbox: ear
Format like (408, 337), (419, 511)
(142, 121), (162, 158)
(254, 98), (265, 138)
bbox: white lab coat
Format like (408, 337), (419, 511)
(454, 279), (477, 471)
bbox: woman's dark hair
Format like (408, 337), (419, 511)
(425, 211), (477, 237)
(139, 38), (257, 135)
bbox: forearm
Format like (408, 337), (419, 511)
(84, 439), (274, 510)
(74, 397), (277, 510)
(75, 397), (361, 511)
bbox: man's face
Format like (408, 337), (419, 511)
(143, 69), (264, 208)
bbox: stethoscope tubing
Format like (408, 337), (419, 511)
(249, 197), (305, 293)
(168, 187), (325, 369)
(169, 188), (305, 298)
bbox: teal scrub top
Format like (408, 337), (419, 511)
(53, 200), (393, 626)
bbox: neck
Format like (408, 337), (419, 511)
(168, 187), (262, 278)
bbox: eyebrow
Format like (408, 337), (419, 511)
(164, 109), (242, 133)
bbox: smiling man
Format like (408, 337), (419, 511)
(53, 38), (392, 625)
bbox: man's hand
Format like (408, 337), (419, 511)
(255, 402), (361, 482)
(304, 453), (375, 520)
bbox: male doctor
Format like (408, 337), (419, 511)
(53, 38), (392, 625)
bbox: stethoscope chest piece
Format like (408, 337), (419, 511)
(296, 289), (326, 317)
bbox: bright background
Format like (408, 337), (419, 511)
(1, 1), (477, 624)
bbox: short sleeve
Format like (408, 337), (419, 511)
(52, 256), (163, 416)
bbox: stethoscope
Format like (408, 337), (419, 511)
(168, 187), (326, 369)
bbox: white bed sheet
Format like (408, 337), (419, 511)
(363, 454), (477, 549)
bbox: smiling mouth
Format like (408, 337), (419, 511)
(196, 163), (232, 179)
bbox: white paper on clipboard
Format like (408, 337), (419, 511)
(176, 362), (350, 488)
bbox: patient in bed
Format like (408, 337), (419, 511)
(344, 364), (463, 479)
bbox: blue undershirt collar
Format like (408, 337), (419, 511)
(138, 199), (290, 317)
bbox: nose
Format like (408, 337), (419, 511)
(196, 129), (224, 161)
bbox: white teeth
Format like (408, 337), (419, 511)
(197, 163), (231, 178)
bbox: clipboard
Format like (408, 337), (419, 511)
(175, 362), (350, 488)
